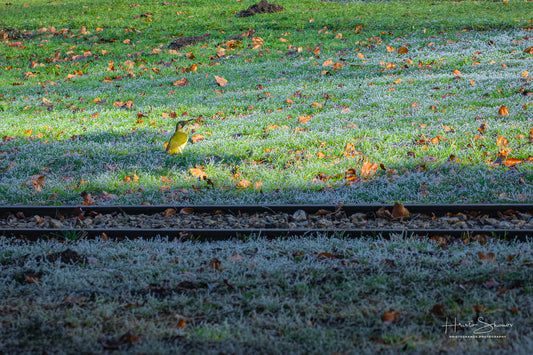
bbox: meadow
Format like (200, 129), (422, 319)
(0, 0), (532, 206)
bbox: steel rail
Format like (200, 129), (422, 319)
(1, 204), (532, 241)
(0, 228), (530, 242)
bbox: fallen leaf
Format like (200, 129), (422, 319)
(478, 252), (495, 262)
(430, 304), (446, 316)
(180, 207), (194, 215)
(163, 208), (176, 217)
(361, 159), (378, 178)
(381, 310), (400, 325)
(229, 253), (243, 262)
(214, 75), (227, 86)
(189, 167), (207, 179)
(173, 78), (189, 87)
(208, 257), (224, 271)
(498, 105), (509, 116)
(191, 134), (204, 143)
(376, 206), (393, 219)
(236, 179), (252, 188)
(177, 318), (187, 328)
(496, 136), (509, 147)
(397, 46), (408, 54)
(392, 202), (410, 219)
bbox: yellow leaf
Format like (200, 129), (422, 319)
(357, 52), (365, 59)
(521, 71), (529, 78)
(386, 46), (395, 53)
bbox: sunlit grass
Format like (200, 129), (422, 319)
(1, 0), (532, 205)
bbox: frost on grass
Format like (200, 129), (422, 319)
(0, 235), (532, 353)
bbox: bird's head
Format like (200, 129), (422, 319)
(175, 119), (194, 130)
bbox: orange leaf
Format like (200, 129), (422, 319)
(524, 46), (533, 54)
(214, 75), (227, 86)
(189, 167), (207, 179)
(386, 46), (395, 53)
(453, 69), (462, 76)
(521, 71), (529, 78)
(177, 318), (187, 328)
(298, 115), (311, 124)
(254, 181), (263, 190)
(498, 105), (509, 116)
(191, 134), (204, 143)
(322, 59), (334, 67)
(361, 160), (378, 178)
(496, 136), (509, 147)
(504, 158), (522, 167)
(82, 193), (95, 206)
(173, 78), (189, 87)
(397, 46), (408, 55)
(236, 179), (252, 188)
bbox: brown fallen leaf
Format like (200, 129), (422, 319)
(376, 206), (393, 219)
(381, 310), (400, 325)
(164, 208), (176, 217)
(430, 304), (446, 316)
(392, 202), (410, 219)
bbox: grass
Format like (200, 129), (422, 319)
(1, 234), (532, 354)
(1, 1), (533, 353)
(0, 0), (532, 205)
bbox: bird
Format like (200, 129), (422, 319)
(165, 119), (194, 154)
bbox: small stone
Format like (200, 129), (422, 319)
(350, 213), (367, 223)
(49, 219), (63, 229)
(484, 218), (499, 226)
(454, 221), (467, 229)
(317, 219), (333, 228)
(497, 221), (512, 229)
(292, 209), (307, 222)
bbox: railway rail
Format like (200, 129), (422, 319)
(1, 204), (532, 241)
